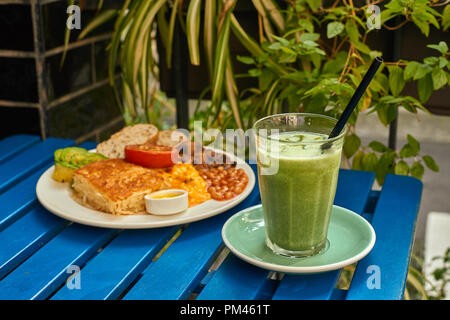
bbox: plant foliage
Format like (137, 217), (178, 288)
(79, 0), (448, 184)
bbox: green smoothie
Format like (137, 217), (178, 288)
(257, 131), (342, 257)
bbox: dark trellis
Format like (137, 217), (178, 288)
(0, 0), (123, 143)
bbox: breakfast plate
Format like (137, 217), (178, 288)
(222, 204), (375, 274)
(36, 148), (255, 229)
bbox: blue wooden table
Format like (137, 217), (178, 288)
(0, 135), (423, 300)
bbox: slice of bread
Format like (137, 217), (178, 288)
(96, 124), (159, 158)
(157, 130), (189, 147)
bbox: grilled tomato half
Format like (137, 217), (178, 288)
(125, 144), (175, 168)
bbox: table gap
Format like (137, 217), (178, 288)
(192, 247), (231, 296)
(183, 243), (226, 299)
(334, 263), (357, 293)
(0, 200), (39, 232)
(330, 288), (348, 300)
(363, 190), (381, 214)
(151, 225), (186, 262)
(92, 229), (123, 256)
(255, 272), (283, 300)
(115, 225), (186, 300)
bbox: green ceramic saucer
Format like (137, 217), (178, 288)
(222, 204), (376, 274)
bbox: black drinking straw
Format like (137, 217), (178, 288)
(328, 56), (384, 139)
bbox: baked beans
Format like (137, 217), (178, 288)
(195, 164), (249, 201)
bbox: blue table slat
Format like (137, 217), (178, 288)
(270, 169), (375, 300)
(0, 134), (40, 165)
(345, 174), (422, 300)
(273, 272), (342, 300)
(0, 137), (73, 194)
(196, 254), (271, 300)
(0, 141), (97, 231)
(0, 224), (117, 300)
(334, 169), (376, 214)
(51, 227), (179, 300)
(331, 288), (347, 300)
(123, 165), (261, 300)
(0, 206), (69, 279)
(0, 169), (45, 231)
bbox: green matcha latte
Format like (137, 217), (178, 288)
(254, 114), (346, 258)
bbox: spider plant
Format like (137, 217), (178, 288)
(70, 0), (448, 299)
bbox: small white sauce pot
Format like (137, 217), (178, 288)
(144, 189), (188, 215)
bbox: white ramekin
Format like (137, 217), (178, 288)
(144, 189), (188, 215)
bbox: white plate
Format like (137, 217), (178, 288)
(36, 149), (255, 229)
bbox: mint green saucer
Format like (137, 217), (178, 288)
(222, 204), (376, 274)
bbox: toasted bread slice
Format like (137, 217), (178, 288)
(157, 130), (188, 147)
(96, 124), (158, 158)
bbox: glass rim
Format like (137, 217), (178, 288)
(253, 113), (348, 144)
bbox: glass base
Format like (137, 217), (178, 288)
(266, 237), (330, 258)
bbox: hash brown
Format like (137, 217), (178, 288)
(72, 159), (211, 215)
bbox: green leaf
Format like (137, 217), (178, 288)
(417, 73), (433, 103)
(224, 57), (243, 129)
(327, 21), (345, 39)
(375, 152), (396, 185)
(399, 144), (418, 158)
(362, 152), (378, 172)
(388, 66), (405, 96)
(211, 3), (234, 110)
(422, 155), (439, 172)
(353, 41), (371, 55)
(410, 161), (425, 180)
(305, 0), (321, 12)
(374, 72), (389, 94)
(376, 103), (398, 126)
(248, 68), (262, 77)
(298, 18), (314, 33)
(369, 141), (388, 153)
(186, 0), (202, 65)
(203, 0), (216, 79)
(427, 41), (448, 54)
(395, 160), (409, 175)
(236, 56), (255, 65)
(351, 151), (364, 171)
(260, 0), (285, 32)
(78, 9), (118, 40)
(443, 4), (450, 31)
(438, 57), (448, 68)
(299, 33), (320, 42)
(343, 134), (361, 158)
(407, 134), (420, 154)
(432, 268), (446, 281)
(322, 51), (347, 74)
(414, 63), (433, 80)
(411, 12), (430, 37)
(304, 94), (328, 114)
(404, 62), (420, 81)
(431, 68), (448, 90)
(259, 68), (276, 91)
(345, 19), (359, 43)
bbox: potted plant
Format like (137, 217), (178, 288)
(77, 0), (449, 299)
